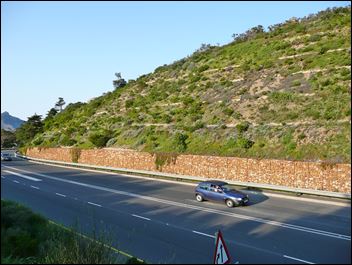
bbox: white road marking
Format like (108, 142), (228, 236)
(55, 193), (66, 197)
(30, 185), (39, 189)
(13, 180), (19, 183)
(283, 255), (315, 264)
(132, 214), (151, 221)
(3, 170), (42, 181)
(192, 230), (215, 238)
(3, 166), (351, 241)
(87, 202), (102, 207)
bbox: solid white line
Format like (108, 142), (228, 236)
(132, 214), (151, 221)
(30, 185), (39, 189)
(3, 170), (42, 181)
(3, 166), (350, 241)
(55, 193), (66, 197)
(283, 255), (315, 264)
(192, 230), (215, 238)
(87, 202), (102, 207)
(13, 180), (19, 183)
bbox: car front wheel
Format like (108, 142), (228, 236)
(226, 199), (237, 208)
(196, 194), (204, 202)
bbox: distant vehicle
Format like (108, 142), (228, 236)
(1, 153), (12, 161)
(195, 180), (249, 207)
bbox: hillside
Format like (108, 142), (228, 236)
(1, 112), (24, 131)
(28, 6), (351, 163)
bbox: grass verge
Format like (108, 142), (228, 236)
(1, 199), (146, 264)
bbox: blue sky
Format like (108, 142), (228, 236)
(1, 1), (350, 121)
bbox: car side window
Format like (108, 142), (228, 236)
(209, 184), (217, 192)
(200, 185), (208, 190)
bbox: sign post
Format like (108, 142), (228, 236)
(213, 230), (232, 264)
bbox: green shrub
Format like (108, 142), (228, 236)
(319, 46), (329, 54)
(236, 137), (254, 149)
(172, 132), (188, 152)
(223, 107), (234, 116)
(189, 121), (205, 132)
(197, 64), (210, 73)
(308, 34), (321, 42)
(32, 136), (44, 146)
(274, 41), (290, 50)
(89, 131), (112, 148)
(236, 121), (250, 134)
(161, 114), (172, 123)
(125, 99), (134, 109)
(188, 84), (197, 92)
(269, 91), (295, 103)
(59, 135), (77, 146)
(190, 74), (201, 83)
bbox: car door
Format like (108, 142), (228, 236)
(199, 184), (211, 200)
(208, 184), (225, 202)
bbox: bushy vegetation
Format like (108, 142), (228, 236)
(1, 129), (17, 148)
(15, 5), (351, 162)
(1, 200), (145, 264)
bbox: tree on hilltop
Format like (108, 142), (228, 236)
(113, 72), (127, 89)
(55, 97), (66, 112)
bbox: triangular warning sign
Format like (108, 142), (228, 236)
(213, 230), (231, 264)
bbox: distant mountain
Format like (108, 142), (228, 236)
(1, 112), (25, 131)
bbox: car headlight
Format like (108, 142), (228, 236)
(236, 198), (242, 201)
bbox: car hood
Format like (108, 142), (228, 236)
(225, 190), (247, 198)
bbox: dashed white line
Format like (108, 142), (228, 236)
(192, 230), (215, 238)
(132, 214), (151, 221)
(30, 185), (39, 189)
(87, 202), (102, 207)
(13, 180), (19, 183)
(55, 193), (66, 197)
(283, 255), (315, 264)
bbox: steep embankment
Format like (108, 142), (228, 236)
(31, 6), (351, 162)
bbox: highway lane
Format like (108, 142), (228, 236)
(1, 157), (351, 264)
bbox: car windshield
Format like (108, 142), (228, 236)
(220, 184), (232, 192)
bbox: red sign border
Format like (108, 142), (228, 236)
(213, 230), (232, 264)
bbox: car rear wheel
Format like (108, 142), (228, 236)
(196, 194), (204, 202)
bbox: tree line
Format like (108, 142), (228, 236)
(3, 98), (66, 148)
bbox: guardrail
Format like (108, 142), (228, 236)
(16, 154), (351, 200)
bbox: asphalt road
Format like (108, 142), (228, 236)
(1, 154), (351, 264)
